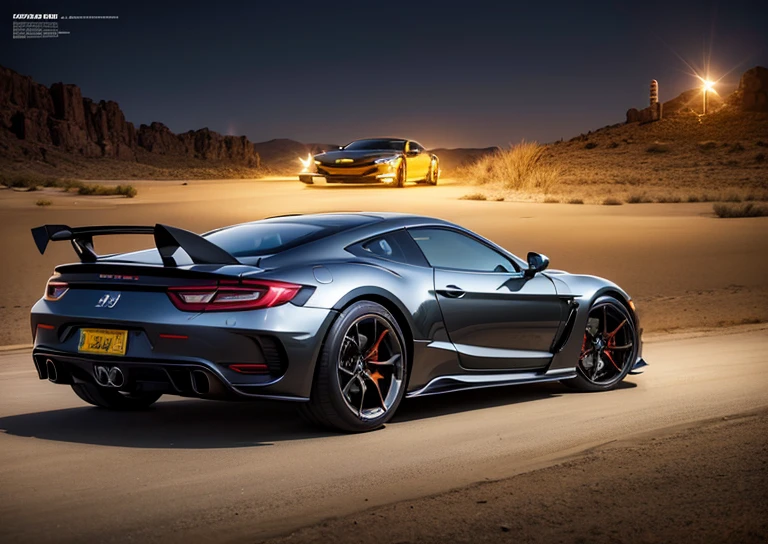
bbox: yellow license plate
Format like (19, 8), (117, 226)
(78, 328), (128, 356)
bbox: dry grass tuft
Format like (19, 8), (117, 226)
(687, 195), (700, 203)
(584, 142), (598, 150)
(602, 197), (623, 206)
(722, 193), (742, 203)
(697, 141), (718, 152)
(464, 141), (562, 194)
(543, 197), (560, 203)
(567, 198), (584, 204)
(656, 195), (682, 203)
(626, 192), (653, 203)
(459, 192), (487, 201)
(76, 184), (137, 198)
(713, 202), (768, 218)
(35, 199), (52, 207)
(646, 142), (671, 153)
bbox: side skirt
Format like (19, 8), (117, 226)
(405, 368), (576, 398)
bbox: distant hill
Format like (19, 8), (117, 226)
(542, 66), (768, 191)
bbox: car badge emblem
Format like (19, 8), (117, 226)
(336, 158), (354, 163)
(95, 292), (121, 308)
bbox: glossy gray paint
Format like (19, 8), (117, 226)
(30, 212), (642, 401)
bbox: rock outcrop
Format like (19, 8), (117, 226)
(0, 66), (259, 167)
(738, 66), (768, 112)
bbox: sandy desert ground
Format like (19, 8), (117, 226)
(1, 177), (766, 346)
(0, 177), (767, 543)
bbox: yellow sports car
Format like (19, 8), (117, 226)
(299, 138), (439, 187)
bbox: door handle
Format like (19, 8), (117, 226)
(438, 285), (465, 298)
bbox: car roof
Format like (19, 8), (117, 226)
(261, 211), (448, 227)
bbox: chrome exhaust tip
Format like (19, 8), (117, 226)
(190, 370), (210, 396)
(45, 359), (58, 383)
(94, 365), (124, 388)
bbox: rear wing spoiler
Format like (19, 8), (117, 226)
(31, 224), (239, 267)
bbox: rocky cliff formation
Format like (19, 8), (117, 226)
(0, 66), (260, 167)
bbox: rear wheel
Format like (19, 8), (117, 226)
(426, 158), (439, 185)
(564, 296), (637, 392)
(299, 301), (407, 432)
(71, 382), (162, 410)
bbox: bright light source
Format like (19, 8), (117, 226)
(702, 79), (715, 92)
(298, 153), (313, 173)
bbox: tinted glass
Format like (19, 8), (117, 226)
(205, 223), (327, 257)
(409, 228), (515, 272)
(344, 139), (406, 151)
(349, 229), (428, 267)
(408, 141), (424, 152)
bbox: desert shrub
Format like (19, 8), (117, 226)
(626, 192), (652, 203)
(492, 196), (505, 202)
(77, 184), (138, 197)
(723, 193), (742, 203)
(607, 141), (619, 149)
(697, 141), (718, 152)
(755, 153), (766, 163)
(602, 197), (623, 206)
(567, 198), (584, 204)
(465, 141), (561, 193)
(35, 199), (52, 207)
(543, 197), (560, 203)
(687, 194), (700, 203)
(459, 192), (487, 201)
(115, 185), (138, 198)
(656, 195), (682, 203)
(756, 141), (767, 147)
(584, 142), (598, 150)
(646, 143), (670, 153)
(713, 203), (768, 218)
(729, 142), (745, 153)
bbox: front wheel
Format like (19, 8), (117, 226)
(299, 301), (408, 432)
(393, 159), (406, 188)
(563, 296), (638, 392)
(71, 382), (162, 410)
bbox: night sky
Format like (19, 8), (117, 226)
(3, 0), (766, 148)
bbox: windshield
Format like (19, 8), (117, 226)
(344, 139), (405, 151)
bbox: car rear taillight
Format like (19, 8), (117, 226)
(167, 280), (301, 312)
(45, 280), (69, 301)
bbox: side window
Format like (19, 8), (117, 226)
(408, 228), (516, 273)
(407, 141), (424, 153)
(347, 229), (429, 267)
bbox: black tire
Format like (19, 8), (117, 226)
(71, 382), (162, 410)
(298, 301), (408, 432)
(563, 296), (638, 392)
(427, 158), (439, 185)
(394, 158), (406, 188)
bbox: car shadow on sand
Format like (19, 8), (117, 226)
(0, 381), (636, 449)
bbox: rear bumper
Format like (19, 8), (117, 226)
(30, 298), (337, 399)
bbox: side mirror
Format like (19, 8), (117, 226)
(524, 252), (549, 278)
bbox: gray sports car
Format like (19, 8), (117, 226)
(30, 213), (646, 432)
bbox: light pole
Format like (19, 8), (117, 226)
(702, 79), (715, 114)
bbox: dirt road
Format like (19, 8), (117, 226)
(1, 326), (766, 543)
